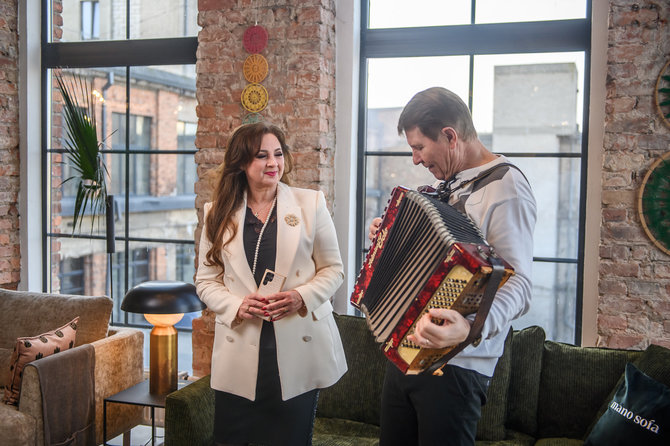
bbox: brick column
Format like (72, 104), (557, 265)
(192, 0), (337, 377)
(0, 0), (20, 289)
(600, 0), (670, 349)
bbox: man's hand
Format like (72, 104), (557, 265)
(368, 217), (383, 242)
(407, 308), (472, 349)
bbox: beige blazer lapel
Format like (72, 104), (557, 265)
(223, 196), (258, 294)
(275, 183), (301, 280)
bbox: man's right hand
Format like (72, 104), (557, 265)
(368, 217), (382, 242)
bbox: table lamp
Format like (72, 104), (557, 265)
(121, 280), (206, 395)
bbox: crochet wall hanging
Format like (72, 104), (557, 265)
(655, 60), (670, 128)
(241, 24), (269, 123)
(637, 151), (670, 256)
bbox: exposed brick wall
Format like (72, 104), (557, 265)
(192, 0), (337, 377)
(600, 0), (670, 349)
(0, 0), (19, 289)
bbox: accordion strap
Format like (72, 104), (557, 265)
(424, 256), (506, 376)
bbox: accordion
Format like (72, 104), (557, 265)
(351, 186), (514, 375)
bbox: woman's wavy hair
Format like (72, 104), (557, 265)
(204, 122), (293, 275)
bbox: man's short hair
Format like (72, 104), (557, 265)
(397, 87), (478, 142)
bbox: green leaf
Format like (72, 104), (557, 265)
(56, 71), (109, 235)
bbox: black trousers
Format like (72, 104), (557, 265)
(214, 321), (319, 446)
(379, 362), (490, 446)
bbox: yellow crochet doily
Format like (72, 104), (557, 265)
(241, 83), (268, 113)
(243, 54), (269, 83)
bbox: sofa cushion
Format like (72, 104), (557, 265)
(584, 363), (670, 446)
(506, 325), (545, 436)
(2, 317), (79, 405)
(0, 289), (112, 348)
(317, 314), (386, 426)
(585, 343), (670, 438)
(313, 417), (380, 441)
(537, 341), (640, 439)
(476, 327), (513, 441)
(0, 347), (12, 388)
(0, 403), (36, 446)
(534, 439), (584, 446)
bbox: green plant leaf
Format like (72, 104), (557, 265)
(56, 71), (109, 234)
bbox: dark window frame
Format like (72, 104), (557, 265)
(41, 0), (198, 328)
(356, 0), (592, 345)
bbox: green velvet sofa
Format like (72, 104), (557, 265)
(164, 314), (670, 446)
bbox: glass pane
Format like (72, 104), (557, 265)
(512, 157), (581, 260)
(364, 156), (437, 249)
(367, 56), (470, 112)
(52, 237), (108, 296)
(57, 0), (200, 42)
(125, 65), (197, 239)
(513, 261), (577, 343)
(58, 0), (126, 42)
(475, 0), (587, 24)
(369, 0), (471, 28)
(472, 52), (585, 137)
(130, 0), (200, 39)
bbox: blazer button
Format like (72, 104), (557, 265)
(296, 270), (300, 277)
(302, 335), (312, 342)
(226, 336), (234, 342)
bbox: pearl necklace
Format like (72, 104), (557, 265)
(251, 194), (277, 276)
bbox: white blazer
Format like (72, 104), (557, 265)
(196, 182), (348, 400)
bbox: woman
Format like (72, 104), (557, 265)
(195, 122), (347, 446)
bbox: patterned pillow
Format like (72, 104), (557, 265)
(2, 317), (79, 405)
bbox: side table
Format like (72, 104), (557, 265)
(103, 379), (191, 446)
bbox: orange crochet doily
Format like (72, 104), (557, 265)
(243, 54), (269, 83)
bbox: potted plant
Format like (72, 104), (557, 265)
(56, 71), (110, 235)
(56, 71), (117, 300)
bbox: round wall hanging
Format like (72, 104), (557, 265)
(243, 25), (268, 54)
(243, 54), (269, 83)
(241, 83), (268, 113)
(242, 113), (263, 124)
(655, 60), (670, 128)
(637, 151), (670, 255)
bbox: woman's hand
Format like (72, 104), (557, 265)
(262, 290), (306, 321)
(407, 308), (472, 349)
(236, 293), (269, 321)
(368, 217), (383, 242)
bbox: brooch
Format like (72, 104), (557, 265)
(284, 214), (300, 227)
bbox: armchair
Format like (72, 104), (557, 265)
(0, 288), (145, 445)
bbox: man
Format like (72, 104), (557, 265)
(369, 87), (536, 445)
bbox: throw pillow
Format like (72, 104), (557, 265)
(476, 327), (513, 441)
(584, 362), (670, 445)
(2, 317), (79, 405)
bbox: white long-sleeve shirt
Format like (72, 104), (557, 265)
(445, 155), (537, 377)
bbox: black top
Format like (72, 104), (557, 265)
(243, 205), (278, 288)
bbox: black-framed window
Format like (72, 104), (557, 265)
(80, 0), (100, 40)
(177, 121), (197, 195)
(42, 0), (200, 347)
(111, 112), (152, 196)
(357, 0), (591, 344)
(58, 255), (85, 295)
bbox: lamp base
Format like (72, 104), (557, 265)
(149, 325), (178, 395)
